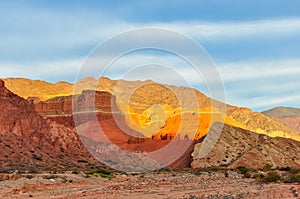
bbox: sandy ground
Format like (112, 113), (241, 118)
(0, 171), (299, 199)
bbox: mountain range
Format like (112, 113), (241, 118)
(0, 77), (299, 170)
(4, 77), (300, 141)
(262, 106), (300, 133)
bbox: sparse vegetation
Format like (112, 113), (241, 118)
(284, 169), (300, 183)
(263, 163), (272, 172)
(284, 173), (300, 183)
(85, 169), (113, 179)
(193, 169), (202, 176)
(278, 167), (291, 171)
(234, 166), (300, 183)
(237, 166), (251, 178)
(237, 166), (249, 175)
(251, 172), (265, 180)
(261, 171), (281, 183)
(224, 172), (229, 177)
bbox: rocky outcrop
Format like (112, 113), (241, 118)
(33, 88), (194, 168)
(0, 79), (47, 137)
(34, 90), (116, 128)
(0, 80), (101, 172)
(191, 122), (300, 169)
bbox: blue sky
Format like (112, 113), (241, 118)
(0, 0), (300, 111)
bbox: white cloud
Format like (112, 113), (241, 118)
(1, 9), (300, 110)
(218, 59), (300, 82)
(214, 59), (300, 110)
(168, 18), (300, 40)
(1, 56), (299, 111)
(230, 94), (300, 110)
(1, 11), (300, 58)
(0, 59), (83, 83)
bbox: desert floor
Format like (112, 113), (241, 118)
(0, 170), (299, 199)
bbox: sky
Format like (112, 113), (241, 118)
(0, 0), (300, 111)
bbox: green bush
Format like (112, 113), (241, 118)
(87, 169), (111, 175)
(284, 173), (300, 183)
(261, 172), (281, 183)
(237, 166), (249, 175)
(236, 166), (251, 178)
(193, 169), (202, 176)
(89, 172), (113, 179)
(278, 167), (291, 171)
(251, 172), (265, 180)
(243, 173), (251, 178)
(86, 169), (113, 179)
(263, 164), (272, 172)
(224, 172), (229, 177)
(290, 168), (300, 174)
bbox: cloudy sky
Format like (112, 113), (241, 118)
(0, 0), (300, 111)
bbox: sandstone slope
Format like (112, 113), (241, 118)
(3, 78), (73, 101)
(191, 122), (300, 169)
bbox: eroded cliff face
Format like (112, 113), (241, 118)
(191, 122), (300, 169)
(34, 90), (116, 128)
(32, 89), (196, 168)
(0, 80), (100, 172)
(0, 79), (47, 137)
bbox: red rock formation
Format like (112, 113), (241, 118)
(34, 90), (116, 128)
(33, 89), (195, 168)
(0, 80), (101, 172)
(0, 79), (46, 137)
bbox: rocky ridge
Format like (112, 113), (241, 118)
(3, 77), (299, 142)
(191, 122), (300, 169)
